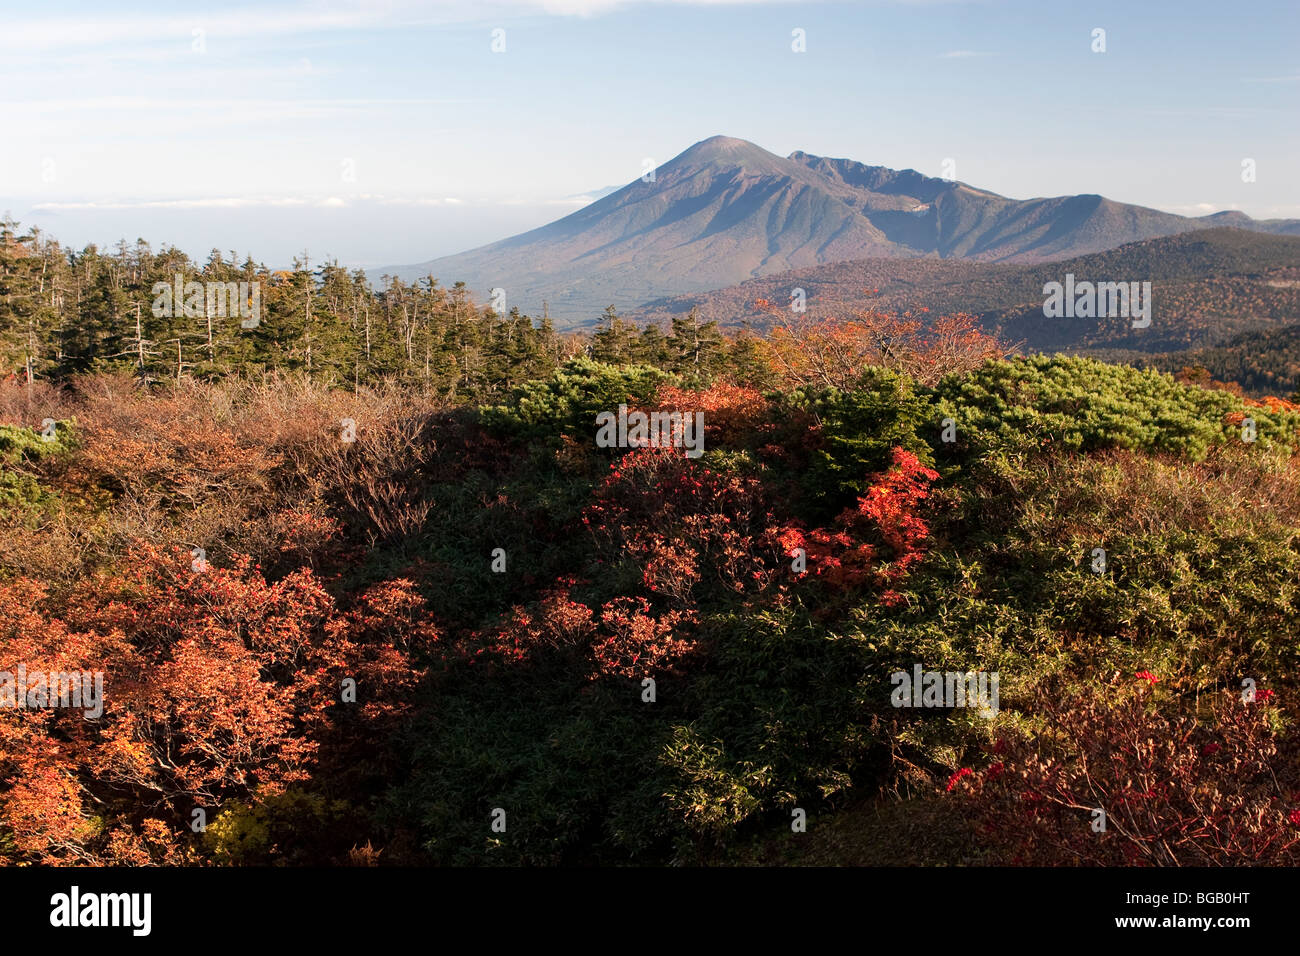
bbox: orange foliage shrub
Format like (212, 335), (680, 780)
(653, 382), (772, 449)
(589, 596), (698, 679)
(0, 541), (435, 864)
(68, 377), (280, 508)
(1249, 394), (1300, 414)
(754, 301), (1005, 388)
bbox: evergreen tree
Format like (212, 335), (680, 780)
(634, 322), (670, 367)
(590, 305), (637, 365)
(667, 307), (725, 385)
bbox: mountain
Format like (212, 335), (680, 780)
(386, 135), (1300, 325)
(630, 229), (1300, 355)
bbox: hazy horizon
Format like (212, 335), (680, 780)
(3, 0), (1296, 269)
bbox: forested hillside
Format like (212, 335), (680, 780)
(633, 229), (1300, 355)
(0, 218), (780, 396)
(1131, 323), (1300, 398)
(4, 244), (1300, 865)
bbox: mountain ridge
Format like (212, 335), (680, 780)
(384, 135), (1300, 324)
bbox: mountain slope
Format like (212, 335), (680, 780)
(388, 136), (1300, 324)
(630, 228), (1300, 355)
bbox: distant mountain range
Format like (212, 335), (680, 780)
(385, 136), (1300, 325)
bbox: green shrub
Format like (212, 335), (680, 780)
(203, 791), (364, 865)
(0, 419), (73, 511)
(931, 356), (1300, 461)
(781, 368), (935, 504)
(479, 358), (676, 443)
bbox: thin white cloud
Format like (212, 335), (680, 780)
(0, 6), (381, 53)
(35, 194), (607, 211)
(501, 196), (598, 205)
(1158, 202), (1300, 220)
(0, 0), (830, 54)
(525, 0), (816, 13)
(1159, 202), (1235, 215)
(34, 198), (311, 210)
(379, 198), (450, 207)
(1135, 107), (1281, 117)
(3, 96), (468, 115)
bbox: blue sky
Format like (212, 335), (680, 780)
(1, 0), (1296, 269)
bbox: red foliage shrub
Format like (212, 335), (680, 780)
(777, 448), (938, 598)
(589, 596), (698, 679)
(483, 588), (597, 665)
(946, 679), (1300, 865)
(479, 589), (696, 680)
(581, 443), (938, 622)
(582, 446), (781, 606)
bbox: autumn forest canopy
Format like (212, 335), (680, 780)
(5, 218), (1300, 866)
